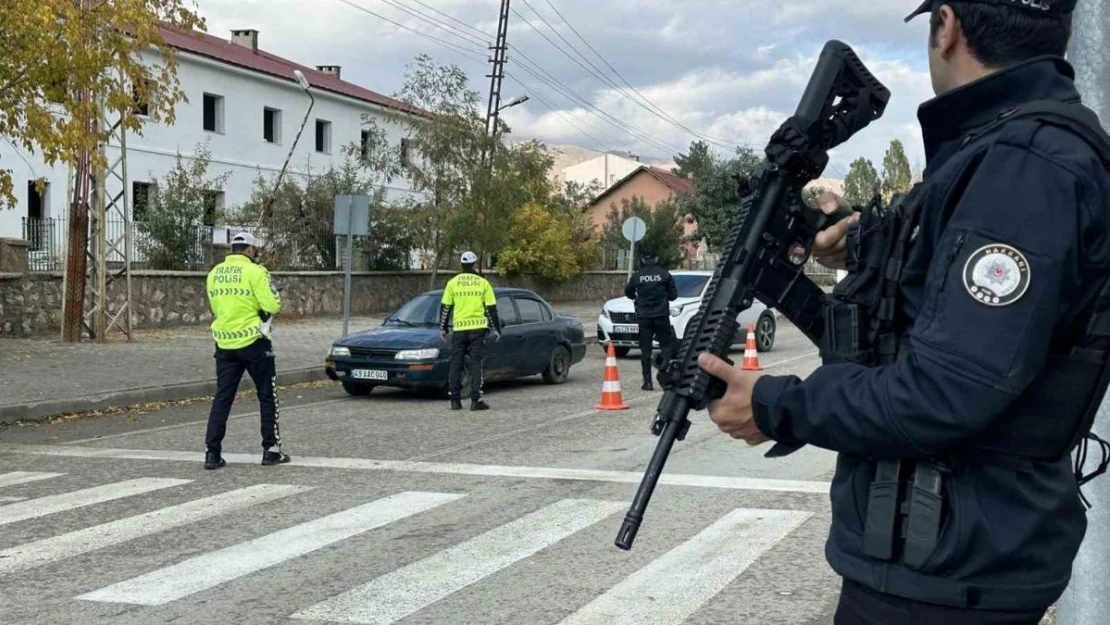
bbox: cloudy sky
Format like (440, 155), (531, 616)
(193, 0), (941, 178)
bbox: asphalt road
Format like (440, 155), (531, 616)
(0, 323), (843, 625)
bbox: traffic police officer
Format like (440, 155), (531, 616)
(439, 251), (501, 411)
(203, 233), (290, 470)
(625, 248), (678, 390)
(696, 2), (1110, 623)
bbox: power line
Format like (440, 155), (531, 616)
(335, 0), (683, 156)
(372, 0), (489, 49)
(502, 73), (616, 152)
(536, 0), (745, 149)
(515, 0), (738, 150)
(405, 0), (492, 41)
(334, 0), (488, 65)
(507, 48), (685, 156)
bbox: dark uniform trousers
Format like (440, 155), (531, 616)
(449, 329), (488, 401)
(205, 337), (281, 454)
(637, 316), (674, 384)
(834, 579), (1048, 625)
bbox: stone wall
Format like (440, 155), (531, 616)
(0, 270), (629, 338)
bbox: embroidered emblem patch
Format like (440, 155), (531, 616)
(962, 244), (1030, 306)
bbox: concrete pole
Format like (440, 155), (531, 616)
(1058, 3), (1110, 624)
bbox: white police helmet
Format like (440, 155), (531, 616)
(460, 251), (478, 264)
(231, 232), (258, 247)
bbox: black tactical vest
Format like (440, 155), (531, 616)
(822, 99), (1110, 492)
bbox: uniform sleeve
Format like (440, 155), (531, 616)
(751, 144), (1087, 459)
(438, 280), (454, 333)
(625, 273), (637, 300)
(666, 271), (678, 301)
(251, 265), (281, 315)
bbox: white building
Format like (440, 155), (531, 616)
(0, 26), (424, 267)
(556, 152), (644, 191)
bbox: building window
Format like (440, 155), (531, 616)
(264, 107), (282, 143)
(315, 119), (331, 153)
(26, 180), (49, 250)
(400, 138), (411, 166)
(360, 130), (370, 158)
(202, 190), (224, 226)
(132, 182), (154, 221)
(132, 80), (152, 117)
(203, 93), (224, 133)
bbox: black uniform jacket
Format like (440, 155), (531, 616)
(751, 57), (1110, 609)
(625, 263), (678, 319)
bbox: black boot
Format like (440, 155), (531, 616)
(642, 379), (654, 391)
(205, 451), (225, 470)
(450, 398), (463, 410)
(261, 450), (291, 465)
(471, 399), (490, 411)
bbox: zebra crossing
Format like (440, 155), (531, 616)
(0, 468), (825, 624)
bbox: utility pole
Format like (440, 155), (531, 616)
(88, 79), (134, 342)
(483, 0), (511, 170)
(1058, 2), (1110, 624)
(476, 0), (511, 270)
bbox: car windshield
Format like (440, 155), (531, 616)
(385, 294), (440, 327)
(674, 274), (710, 298)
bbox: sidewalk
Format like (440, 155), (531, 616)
(0, 301), (602, 423)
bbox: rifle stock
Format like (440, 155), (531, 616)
(614, 40), (890, 551)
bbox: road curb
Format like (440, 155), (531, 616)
(0, 367), (329, 426)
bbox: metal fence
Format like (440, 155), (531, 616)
(21, 217), (215, 272)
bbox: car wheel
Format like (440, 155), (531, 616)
(756, 313), (776, 352)
(543, 345), (572, 384)
(341, 381), (373, 397)
(613, 346), (631, 358)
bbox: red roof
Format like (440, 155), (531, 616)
(643, 166), (695, 194)
(157, 26), (424, 117)
(588, 165), (696, 208)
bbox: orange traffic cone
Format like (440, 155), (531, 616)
(596, 342), (630, 410)
(742, 324), (763, 371)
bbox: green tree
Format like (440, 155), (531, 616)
(843, 156), (880, 206)
(881, 139), (913, 201)
(677, 144), (763, 250)
(135, 142), (229, 270)
(495, 202), (588, 282)
(379, 54), (487, 285)
(672, 140), (716, 185)
(601, 196), (685, 270)
(0, 0), (204, 207)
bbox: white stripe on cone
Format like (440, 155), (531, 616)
(602, 381), (621, 393)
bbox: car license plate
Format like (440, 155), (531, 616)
(351, 369), (388, 381)
(614, 324), (639, 334)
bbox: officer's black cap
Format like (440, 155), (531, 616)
(904, 0), (1077, 23)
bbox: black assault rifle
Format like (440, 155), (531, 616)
(614, 40), (891, 551)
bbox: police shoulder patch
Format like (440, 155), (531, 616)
(962, 243), (1031, 306)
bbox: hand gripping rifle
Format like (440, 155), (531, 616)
(614, 40), (890, 551)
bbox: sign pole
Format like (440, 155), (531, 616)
(335, 194), (370, 339)
(342, 195), (354, 338)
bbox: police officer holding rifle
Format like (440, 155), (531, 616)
(696, 1), (1110, 623)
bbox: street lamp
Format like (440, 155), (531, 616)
(255, 69), (316, 230)
(497, 94), (529, 112)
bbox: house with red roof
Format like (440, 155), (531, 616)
(0, 26), (426, 265)
(583, 165), (704, 268)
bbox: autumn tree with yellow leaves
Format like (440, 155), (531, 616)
(0, 0), (205, 208)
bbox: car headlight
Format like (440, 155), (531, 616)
(601, 308), (611, 319)
(331, 346), (350, 357)
(396, 348), (440, 360)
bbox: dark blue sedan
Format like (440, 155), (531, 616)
(324, 288), (588, 396)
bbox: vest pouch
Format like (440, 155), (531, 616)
(821, 301), (873, 366)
